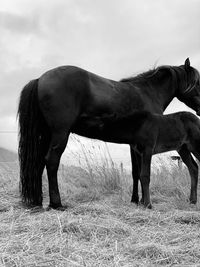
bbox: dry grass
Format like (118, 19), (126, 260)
(0, 150), (200, 266)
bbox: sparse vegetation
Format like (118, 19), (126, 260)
(0, 143), (200, 266)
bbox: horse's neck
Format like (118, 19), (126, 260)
(144, 75), (176, 113)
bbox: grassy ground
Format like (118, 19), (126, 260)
(0, 155), (200, 267)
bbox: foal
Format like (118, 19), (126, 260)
(78, 111), (200, 208)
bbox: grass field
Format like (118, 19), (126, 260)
(0, 150), (200, 267)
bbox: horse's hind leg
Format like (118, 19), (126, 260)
(178, 145), (198, 204)
(37, 132), (51, 203)
(45, 130), (69, 209)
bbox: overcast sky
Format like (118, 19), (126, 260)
(0, 0), (200, 153)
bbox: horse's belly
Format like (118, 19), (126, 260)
(72, 128), (128, 143)
(153, 145), (175, 154)
(153, 140), (183, 155)
(72, 118), (131, 144)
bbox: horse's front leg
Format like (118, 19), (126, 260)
(140, 148), (152, 209)
(130, 147), (141, 204)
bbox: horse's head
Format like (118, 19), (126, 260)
(176, 58), (200, 115)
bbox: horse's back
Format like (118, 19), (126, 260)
(178, 112), (200, 138)
(38, 66), (119, 108)
(38, 66), (90, 98)
(165, 111), (200, 148)
(174, 111), (200, 130)
(179, 111), (199, 122)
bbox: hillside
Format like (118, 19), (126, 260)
(0, 147), (18, 162)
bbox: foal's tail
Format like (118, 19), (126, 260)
(18, 79), (48, 206)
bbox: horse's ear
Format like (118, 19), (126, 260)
(184, 58), (190, 69)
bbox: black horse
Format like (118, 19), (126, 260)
(78, 111), (200, 208)
(18, 58), (200, 209)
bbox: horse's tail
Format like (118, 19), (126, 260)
(18, 79), (48, 206)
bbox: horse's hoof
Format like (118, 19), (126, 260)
(190, 199), (197, 205)
(142, 202), (152, 209)
(131, 197), (139, 204)
(140, 198), (144, 204)
(146, 203), (152, 209)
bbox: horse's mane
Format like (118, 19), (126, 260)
(120, 69), (156, 83)
(120, 65), (179, 84)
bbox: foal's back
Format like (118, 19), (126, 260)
(178, 111), (200, 149)
(153, 111), (200, 154)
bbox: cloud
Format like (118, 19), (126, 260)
(31, 0), (200, 78)
(0, 11), (40, 35)
(0, 0), (199, 151)
(1, 0), (199, 75)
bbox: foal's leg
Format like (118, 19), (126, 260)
(178, 146), (198, 204)
(45, 130), (69, 209)
(140, 148), (152, 209)
(130, 147), (141, 204)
